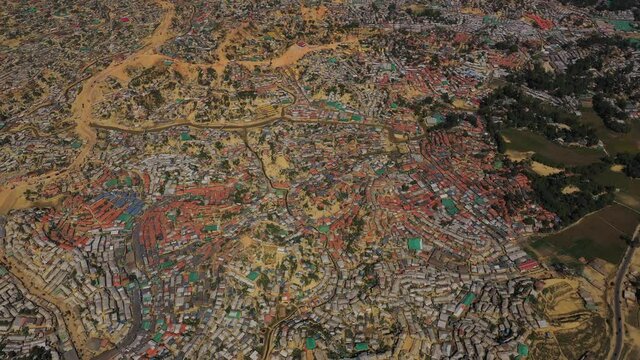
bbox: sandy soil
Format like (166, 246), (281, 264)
(452, 98), (477, 110)
(401, 336), (413, 351)
(460, 7), (484, 15)
(0, 0), (176, 356)
(301, 5), (328, 22)
(541, 278), (588, 322)
(504, 150), (531, 162)
(611, 164), (625, 173)
(239, 36), (357, 70)
(263, 155), (290, 180)
(561, 185), (580, 194)
(531, 161), (563, 176)
(0, 250), (99, 359)
(240, 235), (254, 249)
(0, 0), (176, 215)
(614, 226), (640, 358)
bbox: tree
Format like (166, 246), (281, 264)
(592, 93), (630, 133)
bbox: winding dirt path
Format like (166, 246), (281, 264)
(0, 0), (176, 215)
(0, 0), (359, 217)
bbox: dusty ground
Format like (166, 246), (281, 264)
(611, 164), (625, 173)
(0, 1), (176, 357)
(301, 5), (327, 22)
(239, 36), (358, 70)
(539, 278), (585, 319)
(621, 235), (640, 359)
(263, 154), (291, 181)
(0, 0), (176, 215)
(531, 161), (563, 176)
(0, 251), (100, 359)
(530, 277), (611, 360)
(505, 149), (531, 162)
(561, 185), (580, 194)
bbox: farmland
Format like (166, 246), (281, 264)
(527, 204), (640, 265)
(579, 102), (640, 155)
(500, 128), (604, 167)
(595, 169), (640, 211)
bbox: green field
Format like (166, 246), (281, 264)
(595, 170), (640, 211)
(579, 103), (640, 155)
(528, 204), (640, 264)
(502, 107), (640, 211)
(501, 128), (605, 167)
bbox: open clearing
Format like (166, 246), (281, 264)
(500, 128), (604, 167)
(580, 102), (640, 155)
(595, 170), (640, 211)
(531, 161), (564, 176)
(527, 204), (640, 265)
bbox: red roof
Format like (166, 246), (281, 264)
(518, 259), (539, 271)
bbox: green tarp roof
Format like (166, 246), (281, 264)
(462, 293), (475, 306)
(247, 271), (259, 281)
(306, 337), (317, 350)
(117, 213), (133, 222)
(159, 261), (175, 270)
(203, 224), (218, 232)
(433, 113), (445, 124)
(518, 343), (529, 356)
(408, 238), (422, 250)
(609, 20), (635, 32)
(442, 198), (459, 215)
(152, 333), (163, 343)
(326, 101), (344, 110)
(189, 272), (199, 283)
(104, 179), (119, 187)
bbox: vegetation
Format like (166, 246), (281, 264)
(435, 112), (478, 130)
(577, 34), (640, 50)
(510, 57), (600, 97)
(344, 216), (364, 253)
(606, 0), (640, 11)
(480, 85), (598, 146)
(560, 0), (598, 6)
(397, 95), (433, 119)
(592, 93), (630, 133)
(527, 171), (614, 226)
(615, 152), (640, 178)
(405, 6), (443, 21)
(529, 204), (639, 264)
(563, 0), (639, 13)
(500, 129), (604, 166)
(579, 103), (640, 154)
(2, 346), (53, 360)
(595, 64), (639, 96)
(493, 38), (519, 53)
